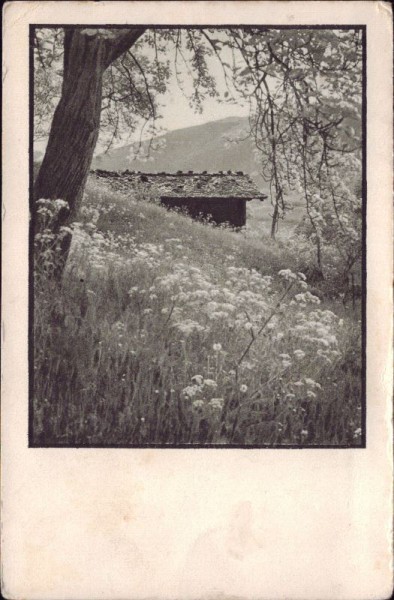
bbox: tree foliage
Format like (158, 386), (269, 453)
(34, 26), (363, 279)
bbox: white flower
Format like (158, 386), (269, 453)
(191, 375), (204, 385)
(293, 349), (306, 360)
(306, 390), (316, 399)
(182, 385), (199, 398)
(305, 378), (318, 387)
(301, 429), (308, 436)
(278, 269), (297, 281)
(273, 332), (284, 341)
(53, 199), (69, 210)
(213, 343), (222, 352)
(192, 400), (205, 409)
(203, 379), (217, 389)
(282, 360), (292, 368)
(209, 398), (224, 410)
(240, 384), (248, 393)
(175, 319), (205, 335)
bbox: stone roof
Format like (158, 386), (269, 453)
(91, 169), (267, 201)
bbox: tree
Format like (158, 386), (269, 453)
(219, 28), (362, 246)
(34, 28), (146, 222)
(33, 27), (219, 236)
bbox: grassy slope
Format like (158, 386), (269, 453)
(32, 180), (362, 446)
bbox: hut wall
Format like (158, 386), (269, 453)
(160, 197), (247, 227)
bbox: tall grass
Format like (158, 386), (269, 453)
(32, 180), (363, 446)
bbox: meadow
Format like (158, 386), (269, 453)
(32, 179), (363, 446)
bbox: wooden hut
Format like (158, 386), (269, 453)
(92, 169), (267, 228)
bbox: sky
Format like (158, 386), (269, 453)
(150, 49), (249, 133)
(34, 31), (250, 157)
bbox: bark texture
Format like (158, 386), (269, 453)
(34, 27), (145, 227)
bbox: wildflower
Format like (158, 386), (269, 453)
(353, 428), (362, 438)
(282, 360), (292, 368)
(293, 349), (306, 360)
(305, 378), (318, 388)
(193, 400), (205, 409)
(240, 360), (255, 371)
(54, 199), (69, 210)
(240, 384), (248, 393)
(182, 385), (199, 398)
(174, 320), (205, 335)
(213, 343), (222, 352)
(209, 398), (224, 410)
(278, 269), (298, 281)
(273, 332), (284, 341)
(279, 353), (291, 360)
(191, 375), (204, 385)
(203, 379), (217, 389)
(301, 429), (308, 437)
(293, 381), (304, 387)
(306, 390), (317, 399)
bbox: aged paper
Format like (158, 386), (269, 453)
(2, 1), (393, 598)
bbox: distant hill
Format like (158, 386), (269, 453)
(92, 116), (269, 192)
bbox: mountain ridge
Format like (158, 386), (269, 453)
(92, 116), (268, 192)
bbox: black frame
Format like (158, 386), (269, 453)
(28, 24), (367, 449)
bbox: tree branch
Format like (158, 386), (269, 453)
(104, 27), (147, 68)
(127, 50), (156, 119)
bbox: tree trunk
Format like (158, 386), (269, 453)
(34, 30), (107, 220)
(270, 203), (279, 239)
(33, 27), (145, 268)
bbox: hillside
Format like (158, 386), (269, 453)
(93, 116), (266, 188)
(32, 179), (362, 446)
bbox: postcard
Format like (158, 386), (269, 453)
(2, 1), (393, 598)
